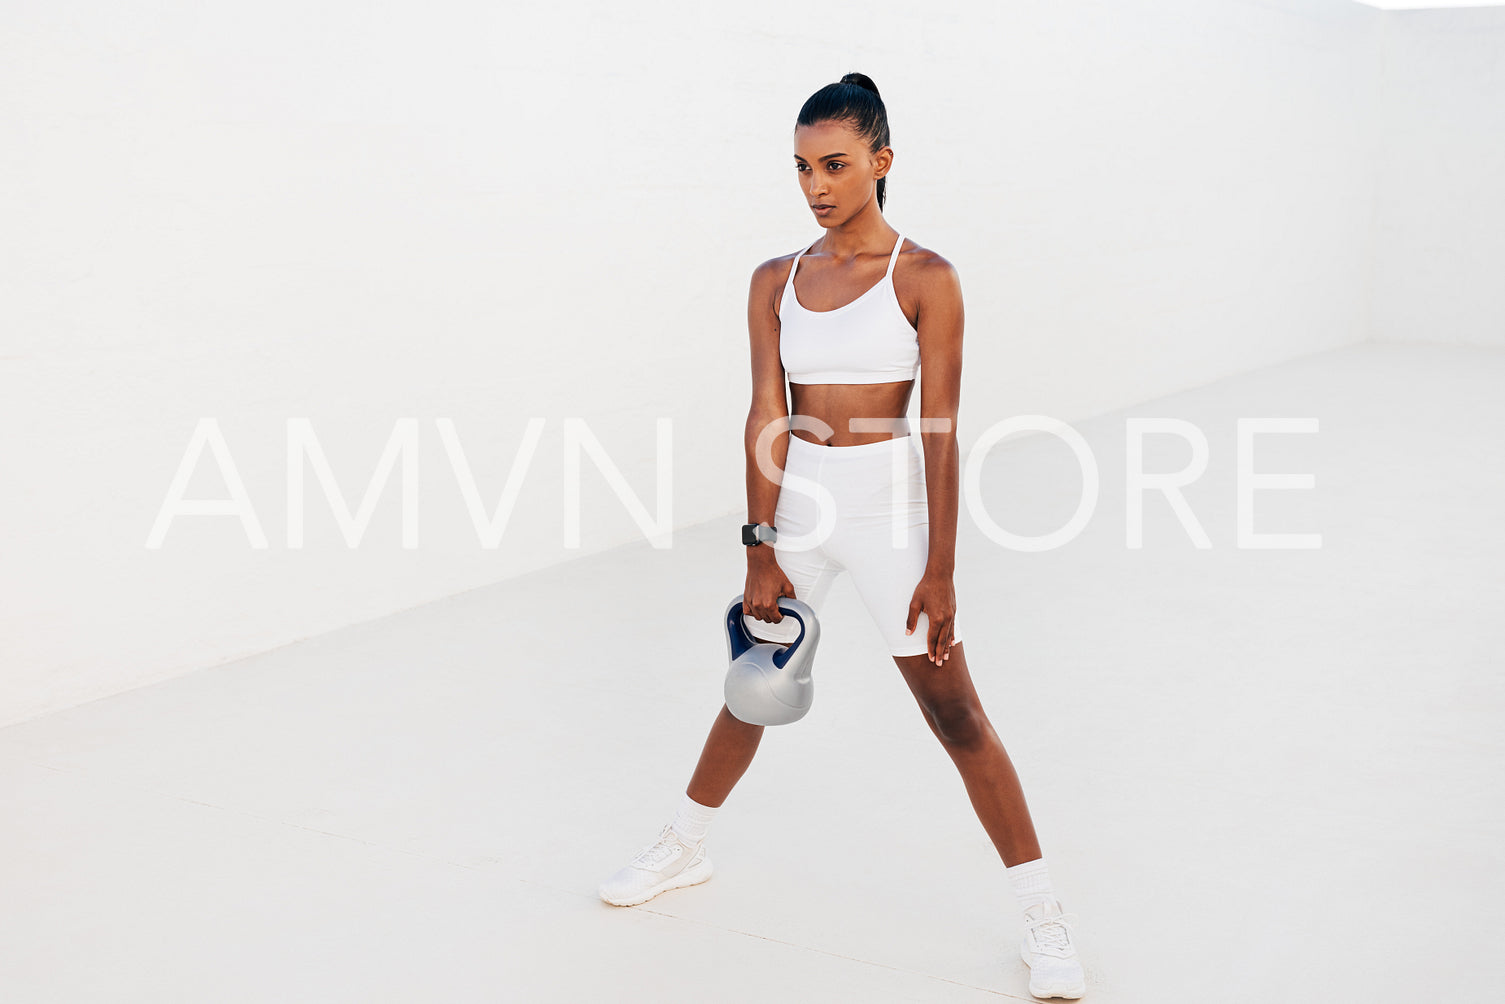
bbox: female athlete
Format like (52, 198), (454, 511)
(600, 72), (1087, 1000)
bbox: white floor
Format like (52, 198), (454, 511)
(3, 342), (1502, 1003)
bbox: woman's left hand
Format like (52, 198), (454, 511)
(906, 569), (958, 665)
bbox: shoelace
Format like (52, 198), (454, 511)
(630, 825), (686, 869)
(1024, 908), (1080, 954)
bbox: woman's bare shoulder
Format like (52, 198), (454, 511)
(747, 245), (809, 315)
(895, 238), (962, 303)
(751, 245), (807, 285)
(896, 237), (957, 276)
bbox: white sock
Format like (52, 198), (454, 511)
(670, 792), (719, 845)
(1006, 856), (1056, 914)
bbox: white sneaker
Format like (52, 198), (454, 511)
(598, 823), (714, 907)
(1019, 897), (1086, 999)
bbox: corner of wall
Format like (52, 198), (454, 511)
(1361, 11), (1393, 345)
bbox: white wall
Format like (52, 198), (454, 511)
(1, 0), (1490, 726)
(1369, 8), (1505, 344)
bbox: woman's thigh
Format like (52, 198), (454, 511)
(741, 448), (843, 644)
(827, 440), (962, 657)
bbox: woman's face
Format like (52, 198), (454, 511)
(793, 119), (891, 226)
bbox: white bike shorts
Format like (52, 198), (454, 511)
(743, 432), (961, 658)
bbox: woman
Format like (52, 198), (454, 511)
(600, 73), (1087, 1000)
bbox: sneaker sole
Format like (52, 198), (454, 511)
(1020, 943), (1086, 999)
(599, 854), (714, 907)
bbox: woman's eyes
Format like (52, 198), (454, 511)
(795, 163), (844, 172)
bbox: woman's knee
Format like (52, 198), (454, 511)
(922, 697), (987, 749)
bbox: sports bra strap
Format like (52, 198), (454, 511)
(885, 233), (904, 278)
(787, 239), (818, 290)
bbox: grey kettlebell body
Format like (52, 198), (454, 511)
(723, 594), (821, 726)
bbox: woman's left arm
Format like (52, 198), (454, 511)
(906, 251), (964, 665)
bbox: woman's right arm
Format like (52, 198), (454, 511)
(743, 258), (795, 623)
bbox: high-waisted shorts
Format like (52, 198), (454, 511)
(743, 432), (960, 658)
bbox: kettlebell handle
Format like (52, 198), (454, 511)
(726, 594), (809, 669)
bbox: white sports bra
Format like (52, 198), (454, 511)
(779, 232), (920, 385)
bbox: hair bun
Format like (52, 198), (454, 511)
(839, 72), (880, 96)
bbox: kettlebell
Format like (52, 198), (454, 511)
(723, 593), (821, 726)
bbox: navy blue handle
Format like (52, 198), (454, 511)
(769, 603), (807, 668)
(727, 595), (808, 668)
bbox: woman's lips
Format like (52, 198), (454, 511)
(813, 205), (834, 216)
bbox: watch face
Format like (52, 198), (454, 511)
(742, 524), (757, 546)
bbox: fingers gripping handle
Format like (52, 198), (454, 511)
(725, 594), (811, 668)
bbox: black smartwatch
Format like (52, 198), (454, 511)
(742, 522), (777, 546)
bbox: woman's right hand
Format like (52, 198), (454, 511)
(743, 549), (796, 624)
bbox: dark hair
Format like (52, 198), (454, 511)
(796, 72), (892, 211)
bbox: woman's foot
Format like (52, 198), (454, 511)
(598, 823), (714, 907)
(1019, 897), (1086, 999)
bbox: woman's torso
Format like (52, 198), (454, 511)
(776, 231), (919, 448)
